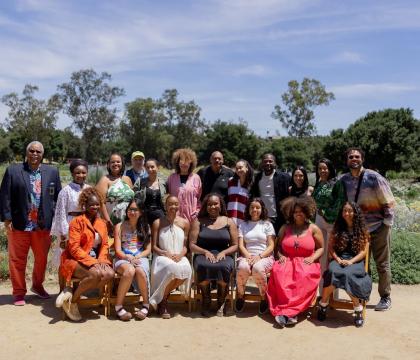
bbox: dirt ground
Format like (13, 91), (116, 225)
(0, 282), (419, 360)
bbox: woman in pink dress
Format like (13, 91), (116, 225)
(167, 148), (201, 222)
(266, 196), (324, 328)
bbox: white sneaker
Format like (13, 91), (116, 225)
(63, 299), (82, 321)
(55, 288), (73, 308)
(286, 316), (298, 325)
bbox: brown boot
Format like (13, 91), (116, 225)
(217, 283), (228, 317)
(199, 283), (211, 317)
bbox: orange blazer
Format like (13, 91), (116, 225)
(60, 214), (111, 281)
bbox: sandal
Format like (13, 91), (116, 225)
(158, 299), (171, 319)
(116, 307), (132, 321)
(134, 305), (149, 320)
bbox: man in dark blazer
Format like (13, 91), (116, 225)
(251, 153), (291, 234)
(0, 141), (61, 305)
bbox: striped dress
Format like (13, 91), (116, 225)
(227, 178), (250, 225)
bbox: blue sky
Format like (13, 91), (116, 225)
(1, 0), (419, 137)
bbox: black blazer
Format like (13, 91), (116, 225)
(0, 162), (62, 231)
(251, 169), (291, 219)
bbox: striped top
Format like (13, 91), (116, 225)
(227, 178), (250, 224)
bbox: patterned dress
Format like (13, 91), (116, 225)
(106, 178), (134, 225)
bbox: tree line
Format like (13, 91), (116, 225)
(1, 69), (419, 175)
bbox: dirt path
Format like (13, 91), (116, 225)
(0, 282), (419, 360)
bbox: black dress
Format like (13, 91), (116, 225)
(323, 237), (372, 300)
(194, 223), (234, 283)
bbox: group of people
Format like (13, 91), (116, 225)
(0, 142), (395, 328)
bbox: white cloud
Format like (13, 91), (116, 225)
(331, 51), (364, 64)
(233, 65), (269, 76)
(331, 83), (418, 98)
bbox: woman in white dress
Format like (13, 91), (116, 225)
(150, 195), (192, 319)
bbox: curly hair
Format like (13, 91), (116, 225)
(281, 196), (316, 224)
(244, 198), (268, 221)
(345, 147), (365, 161)
(78, 187), (104, 210)
(290, 166), (310, 197)
(198, 193), (227, 219)
(106, 153), (126, 177)
(124, 198), (150, 248)
(171, 148), (197, 174)
(332, 201), (370, 255)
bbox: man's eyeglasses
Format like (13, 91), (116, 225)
(128, 208), (140, 212)
(348, 155), (361, 160)
(28, 149), (42, 154)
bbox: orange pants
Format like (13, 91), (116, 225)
(8, 229), (51, 297)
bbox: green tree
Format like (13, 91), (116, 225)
(199, 120), (262, 167)
(1, 84), (61, 160)
(57, 69), (125, 162)
(272, 78), (335, 137)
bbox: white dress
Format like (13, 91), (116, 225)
(149, 224), (192, 307)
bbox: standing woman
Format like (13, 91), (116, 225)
(96, 153), (134, 228)
(312, 158), (346, 284)
(227, 159), (254, 225)
(167, 148), (201, 222)
(133, 158), (167, 226)
(59, 187), (115, 321)
(113, 199), (151, 321)
(317, 202), (372, 327)
(149, 196), (192, 319)
(266, 197), (323, 328)
(235, 198), (275, 314)
(189, 193), (238, 317)
(289, 166), (313, 197)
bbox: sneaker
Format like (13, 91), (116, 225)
(375, 297), (391, 311)
(55, 288), (73, 308)
(13, 295), (26, 306)
(158, 301), (171, 319)
(275, 315), (287, 328)
(286, 316), (298, 326)
(63, 299), (82, 321)
(30, 286), (50, 299)
(354, 310), (364, 327)
(235, 298), (245, 313)
(258, 299), (268, 315)
(317, 305), (328, 321)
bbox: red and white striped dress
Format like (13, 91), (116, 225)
(227, 178), (250, 225)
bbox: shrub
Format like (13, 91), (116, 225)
(370, 231), (420, 285)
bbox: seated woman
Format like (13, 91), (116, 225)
(235, 198), (275, 314)
(113, 199), (151, 321)
(189, 193), (238, 317)
(59, 187), (115, 321)
(317, 201), (372, 327)
(266, 197), (323, 328)
(150, 195), (192, 319)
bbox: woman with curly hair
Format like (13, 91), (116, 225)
(317, 201), (372, 327)
(59, 187), (115, 321)
(167, 148), (202, 222)
(266, 196), (324, 328)
(227, 159), (254, 225)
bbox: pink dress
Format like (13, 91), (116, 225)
(167, 173), (201, 222)
(266, 225), (321, 317)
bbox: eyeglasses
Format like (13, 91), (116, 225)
(28, 149), (42, 154)
(128, 208), (140, 212)
(348, 155), (361, 160)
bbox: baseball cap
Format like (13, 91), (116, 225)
(131, 151), (145, 159)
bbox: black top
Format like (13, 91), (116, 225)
(197, 224), (231, 252)
(180, 174), (189, 184)
(144, 187), (163, 210)
(198, 165), (234, 203)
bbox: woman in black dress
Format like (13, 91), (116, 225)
(317, 201), (372, 327)
(189, 193), (238, 317)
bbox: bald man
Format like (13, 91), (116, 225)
(197, 151), (234, 204)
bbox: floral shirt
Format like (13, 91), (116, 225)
(312, 179), (346, 224)
(25, 168), (42, 231)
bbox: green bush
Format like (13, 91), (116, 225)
(371, 231), (420, 285)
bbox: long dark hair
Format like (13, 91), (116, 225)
(232, 159), (254, 190)
(125, 198), (150, 248)
(332, 201), (369, 255)
(290, 165), (309, 197)
(315, 158), (336, 186)
(198, 193), (228, 219)
(244, 198), (268, 221)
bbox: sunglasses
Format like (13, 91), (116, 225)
(28, 149), (42, 154)
(348, 155), (361, 160)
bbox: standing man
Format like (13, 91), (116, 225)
(126, 151), (148, 185)
(340, 147), (395, 311)
(0, 141), (61, 305)
(251, 153), (291, 234)
(198, 151), (234, 204)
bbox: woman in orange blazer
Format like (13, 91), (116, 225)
(58, 187), (114, 321)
